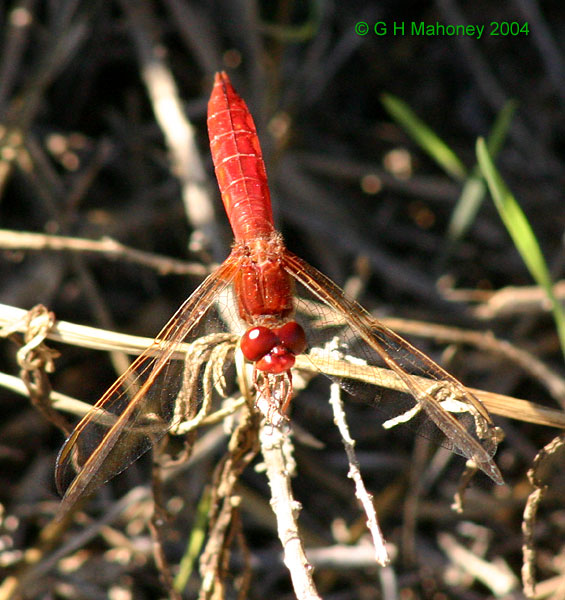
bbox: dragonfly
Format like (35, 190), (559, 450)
(56, 72), (503, 516)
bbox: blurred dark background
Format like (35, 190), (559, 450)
(0, 1), (564, 598)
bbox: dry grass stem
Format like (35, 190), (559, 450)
(0, 487), (149, 600)
(521, 434), (565, 598)
(259, 423), (321, 600)
(328, 381), (390, 566)
(1, 303), (563, 431)
(381, 316), (565, 407)
(298, 354), (565, 430)
(443, 281), (565, 320)
(0, 229), (210, 275)
(438, 532), (518, 595)
(121, 0), (219, 255)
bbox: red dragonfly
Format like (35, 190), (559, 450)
(56, 72), (503, 515)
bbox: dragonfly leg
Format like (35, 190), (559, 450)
(252, 371), (293, 426)
(280, 370), (293, 415)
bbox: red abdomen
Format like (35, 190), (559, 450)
(207, 72), (274, 242)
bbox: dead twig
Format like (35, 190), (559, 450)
(443, 281), (565, 320)
(328, 381), (389, 565)
(380, 316), (565, 408)
(259, 422), (321, 600)
(198, 408), (260, 599)
(438, 531), (518, 595)
(0, 487), (150, 600)
(522, 434), (565, 598)
(0, 229), (210, 276)
(120, 0), (221, 257)
(1, 303), (564, 431)
(298, 354), (565, 430)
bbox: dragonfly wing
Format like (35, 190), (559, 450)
(283, 251), (503, 484)
(56, 257), (240, 516)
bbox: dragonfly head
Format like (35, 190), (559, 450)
(240, 321), (306, 374)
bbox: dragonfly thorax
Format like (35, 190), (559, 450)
(232, 235), (294, 325)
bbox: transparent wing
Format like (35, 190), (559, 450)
(55, 257), (241, 516)
(283, 251), (503, 485)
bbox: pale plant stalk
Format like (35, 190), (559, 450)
(328, 381), (390, 565)
(259, 423), (322, 600)
(1, 302), (564, 430)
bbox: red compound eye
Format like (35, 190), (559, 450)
(274, 322), (306, 355)
(256, 347), (296, 374)
(240, 326), (278, 362)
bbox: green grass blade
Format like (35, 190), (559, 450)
(447, 101), (517, 244)
(381, 93), (467, 181)
(446, 175), (486, 243)
(485, 100), (518, 157)
(174, 485), (212, 593)
(477, 138), (565, 362)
